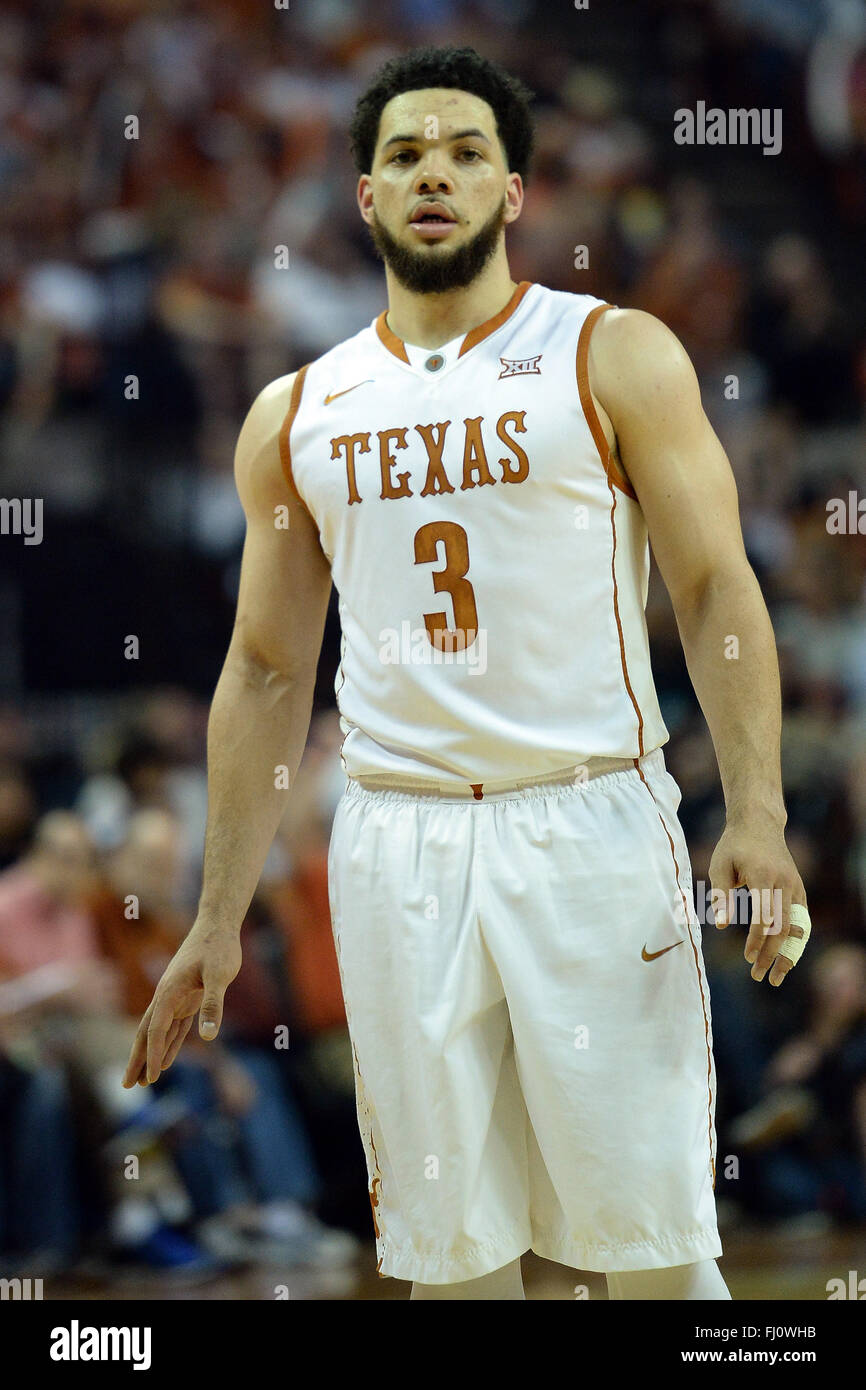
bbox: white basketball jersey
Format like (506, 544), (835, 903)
(279, 280), (669, 785)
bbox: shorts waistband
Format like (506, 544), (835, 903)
(347, 749), (665, 803)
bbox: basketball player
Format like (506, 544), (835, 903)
(123, 46), (812, 1301)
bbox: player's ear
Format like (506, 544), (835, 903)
(358, 175), (375, 226)
(503, 172), (523, 224)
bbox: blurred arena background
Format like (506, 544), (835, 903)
(0, 0), (865, 1300)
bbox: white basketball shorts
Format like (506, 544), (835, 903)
(326, 747), (722, 1284)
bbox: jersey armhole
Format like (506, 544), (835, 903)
(575, 303), (638, 501)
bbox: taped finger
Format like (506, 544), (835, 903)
(775, 903), (811, 966)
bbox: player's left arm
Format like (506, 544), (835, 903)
(589, 306), (808, 987)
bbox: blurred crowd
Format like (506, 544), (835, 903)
(0, 700), (367, 1278)
(1, 0), (866, 1281)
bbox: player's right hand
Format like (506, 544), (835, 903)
(121, 926), (242, 1088)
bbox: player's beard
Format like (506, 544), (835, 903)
(368, 196), (507, 294)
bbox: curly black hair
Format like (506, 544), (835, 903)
(349, 45), (535, 184)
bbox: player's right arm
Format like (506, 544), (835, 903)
(122, 372), (332, 1087)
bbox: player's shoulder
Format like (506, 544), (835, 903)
(236, 373), (299, 468)
(522, 287), (695, 406)
(585, 306), (701, 428)
(588, 304), (694, 385)
(591, 303), (675, 348)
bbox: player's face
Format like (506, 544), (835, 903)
(358, 88), (523, 294)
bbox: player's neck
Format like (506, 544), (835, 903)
(382, 259), (519, 351)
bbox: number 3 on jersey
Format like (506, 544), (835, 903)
(413, 521), (479, 652)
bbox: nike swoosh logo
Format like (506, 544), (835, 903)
(324, 380), (374, 404)
(641, 941), (684, 961)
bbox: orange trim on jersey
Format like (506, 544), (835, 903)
(607, 482), (646, 757)
(457, 279), (533, 357)
(576, 304), (638, 501)
(632, 759), (717, 1191)
(374, 281), (534, 364)
(277, 363), (316, 524)
(374, 311), (411, 363)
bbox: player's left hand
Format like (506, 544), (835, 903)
(708, 820), (808, 987)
